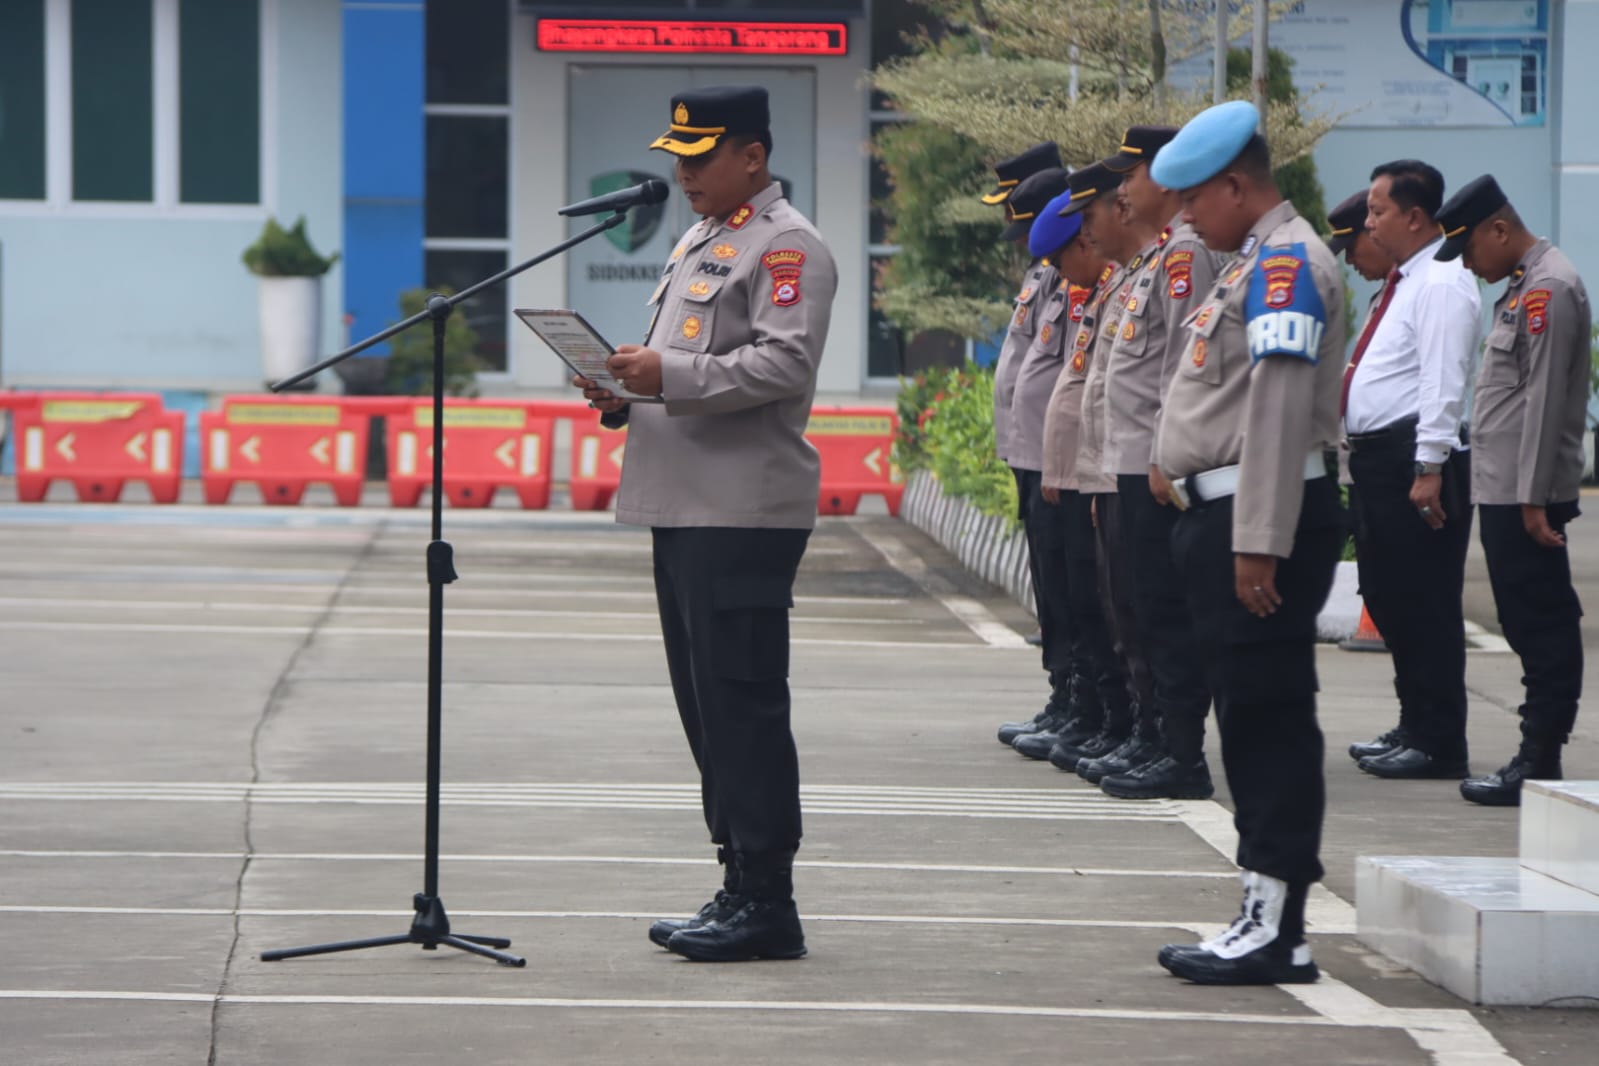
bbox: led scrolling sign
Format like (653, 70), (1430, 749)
(536, 19), (849, 56)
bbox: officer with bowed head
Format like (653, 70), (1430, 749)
(1323, 190), (1394, 284)
(574, 84), (839, 962)
(1433, 174), (1590, 806)
(1147, 101), (1347, 985)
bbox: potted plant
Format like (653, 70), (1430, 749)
(242, 216), (339, 389)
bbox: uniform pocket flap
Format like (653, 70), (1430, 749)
(681, 276), (728, 303)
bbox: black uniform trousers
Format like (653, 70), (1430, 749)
(652, 526), (809, 857)
(1062, 489), (1128, 729)
(1479, 501), (1585, 743)
(1015, 468), (1073, 699)
(1347, 420), (1473, 761)
(1171, 477), (1342, 885)
(1118, 473), (1212, 762)
(1093, 491), (1156, 734)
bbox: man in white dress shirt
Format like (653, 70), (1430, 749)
(1343, 160), (1481, 780)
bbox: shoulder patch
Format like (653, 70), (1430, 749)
(1164, 250), (1195, 299)
(763, 249), (806, 308)
(727, 205), (755, 230)
(1245, 242), (1328, 364)
(1523, 288), (1552, 334)
(1069, 285), (1089, 322)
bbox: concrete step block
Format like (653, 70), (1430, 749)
(1521, 780), (1599, 896)
(1357, 854), (1599, 1006)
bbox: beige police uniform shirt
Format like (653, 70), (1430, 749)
(1042, 265), (1118, 491)
(1156, 200), (1346, 558)
(1077, 261), (1136, 493)
(994, 260), (1057, 465)
(610, 182), (838, 530)
(1008, 277), (1086, 472)
(1471, 238), (1594, 506)
(1103, 219), (1220, 476)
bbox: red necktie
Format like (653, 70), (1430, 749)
(1340, 267), (1402, 418)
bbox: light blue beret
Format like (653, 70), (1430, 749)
(1028, 191), (1084, 258)
(1149, 100), (1260, 191)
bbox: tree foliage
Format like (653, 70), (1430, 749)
(872, 0), (1334, 338)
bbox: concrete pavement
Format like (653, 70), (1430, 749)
(1, 488), (1596, 1064)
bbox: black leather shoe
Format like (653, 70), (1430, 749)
(1158, 940), (1318, 985)
(997, 706), (1053, 745)
(1055, 728), (1125, 770)
(648, 889), (739, 948)
(665, 897), (807, 962)
(1077, 734), (1161, 784)
(1101, 754), (1215, 800)
(1348, 726), (1406, 762)
(1013, 725), (1065, 760)
(1461, 751), (1562, 807)
(1358, 746), (1469, 780)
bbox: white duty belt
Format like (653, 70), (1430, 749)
(1168, 452), (1328, 511)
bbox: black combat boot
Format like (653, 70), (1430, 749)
(1348, 725), (1406, 762)
(997, 704), (1055, 746)
(648, 847), (741, 948)
(1100, 754), (1215, 800)
(1158, 873), (1318, 985)
(1461, 737), (1564, 807)
(666, 850), (807, 962)
(1077, 730), (1161, 784)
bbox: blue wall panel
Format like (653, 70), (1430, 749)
(342, 3), (424, 357)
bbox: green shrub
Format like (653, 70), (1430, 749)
(241, 216), (339, 277)
(385, 288), (482, 397)
(894, 361), (1018, 524)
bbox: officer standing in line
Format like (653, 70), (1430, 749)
(987, 167), (1088, 761)
(1324, 191), (1394, 285)
(1148, 101), (1346, 985)
(574, 85), (838, 962)
(1095, 126), (1222, 801)
(989, 146), (1086, 748)
(1038, 181), (1134, 772)
(1058, 162), (1162, 785)
(1345, 160), (1480, 781)
(1435, 175), (1590, 806)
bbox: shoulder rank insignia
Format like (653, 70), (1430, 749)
(712, 243), (739, 259)
(1239, 234), (1259, 258)
(1523, 288), (1552, 334)
(1156, 226), (1172, 248)
(1098, 263), (1116, 286)
(727, 204), (755, 230)
(1127, 254), (1144, 272)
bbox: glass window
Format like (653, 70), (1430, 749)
(0, 0), (47, 200)
(867, 254), (904, 378)
(425, 116), (508, 238)
(72, 0), (154, 202)
(179, 0), (259, 204)
(426, 0), (508, 105)
(425, 249), (509, 372)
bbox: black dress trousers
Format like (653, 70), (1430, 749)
(1062, 489), (1126, 728)
(1095, 490), (1157, 733)
(651, 526), (810, 856)
(1347, 429), (1473, 760)
(1479, 501), (1585, 743)
(1016, 467), (1075, 692)
(1118, 473), (1212, 762)
(1171, 478), (1343, 885)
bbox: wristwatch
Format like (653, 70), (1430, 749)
(1414, 461), (1444, 477)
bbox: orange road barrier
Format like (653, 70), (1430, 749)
(200, 396), (393, 506)
(809, 406), (904, 516)
(10, 392), (183, 503)
(386, 399), (555, 509)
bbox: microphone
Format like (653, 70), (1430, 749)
(558, 179), (670, 217)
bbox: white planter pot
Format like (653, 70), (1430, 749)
(258, 276), (323, 388)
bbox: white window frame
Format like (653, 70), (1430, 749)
(0, 0), (277, 219)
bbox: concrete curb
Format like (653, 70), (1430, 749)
(900, 469), (1362, 642)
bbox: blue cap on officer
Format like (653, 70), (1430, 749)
(1029, 190), (1085, 259)
(1149, 101), (1260, 191)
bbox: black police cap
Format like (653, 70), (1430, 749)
(1000, 167), (1072, 242)
(1056, 162), (1125, 219)
(982, 143), (1063, 205)
(1325, 190), (1370, 257)
(1434, 174), (1509, 261)
(1104, 125), (1179, 173)
(651, 85), (770, 158)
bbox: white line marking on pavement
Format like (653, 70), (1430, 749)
(0, 989), (1345, 1027)
(1463, 621), (1512, 654)
(0, 849), (1233, 878)
(851, 522), (1028, 649)
(1167, 803), (1520, 1064)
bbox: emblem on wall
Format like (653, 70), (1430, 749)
(589, 170), (667, 253)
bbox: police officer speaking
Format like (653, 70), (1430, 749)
(1147, 101), (1346, 985)
(573, 84), (839, 962)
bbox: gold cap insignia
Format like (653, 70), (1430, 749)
(674, 102), (689, 125)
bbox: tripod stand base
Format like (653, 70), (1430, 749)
(261, 892), (526, 968)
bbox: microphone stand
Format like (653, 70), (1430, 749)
(260, 210), (632, 968)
